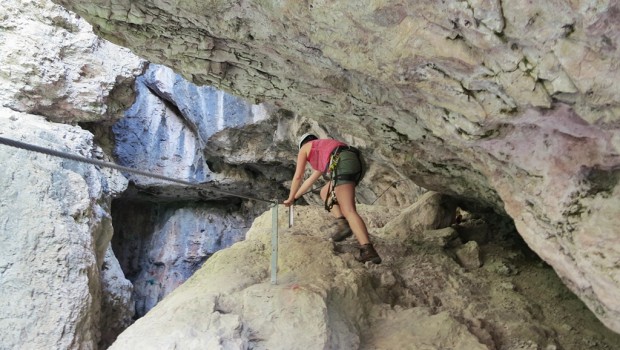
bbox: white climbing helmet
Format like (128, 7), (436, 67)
(298, 133), (318, 150)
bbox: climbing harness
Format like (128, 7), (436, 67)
(324, 150), (341, 212)
(323, 145), (364, 212)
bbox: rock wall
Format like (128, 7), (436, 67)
(108, 63), (287, 317)
(111, 199), (265, 317)
(53, 0), (620, 333)
(100, 246), (134, 348)
(112, 63), (278, 199)
(0, 110), (129, 349)
(0, 0), (144, 122)
(1, 4), (291, 345)
(2, 1), (619, 348)
(0, 1), (145, 347)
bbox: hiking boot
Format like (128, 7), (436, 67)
(356, 243), (382, 264)
(330, 217), (353, 242)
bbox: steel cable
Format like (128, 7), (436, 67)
(0, 136), (276, 204)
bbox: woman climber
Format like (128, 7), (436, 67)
(283, 133), (382, 264)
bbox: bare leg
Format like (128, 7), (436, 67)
(333, 183), (371, 245)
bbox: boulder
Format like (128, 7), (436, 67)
(379, 191), (456, 242)
(455, 241), (483, 269)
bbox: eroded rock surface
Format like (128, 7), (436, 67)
(0, 110), (129, 349)
(112, 63), (289, 201)
(0, 0), (145, 122)
(53, 0), (620, 332)
(111, 199), (267, 317)
(100, 246), (134, 348)
(108, 198), (620, 349)
(0, 2), (147, 347)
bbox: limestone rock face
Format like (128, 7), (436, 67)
(0, 109), (129, 349)
(0, 2), (144, 345)
(108, 201), (620, 349)
(100, 246), (134, 348)
(112, 63), (284, 200)
(105, 62), (299, 319)
(111, 199), (266, 317)
(0, 0), (145, 123)
(53, 0), (620, 333)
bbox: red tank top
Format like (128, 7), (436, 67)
(307, 139), (346, 172)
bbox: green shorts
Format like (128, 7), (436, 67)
(333, 150), (362, 187)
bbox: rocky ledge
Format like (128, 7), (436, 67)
(109, 196), (620, 349)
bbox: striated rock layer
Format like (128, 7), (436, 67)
(108, 63), (284, 317)
(53, 0), (620, 333)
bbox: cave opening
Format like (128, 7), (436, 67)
(109, 183), (269, 319)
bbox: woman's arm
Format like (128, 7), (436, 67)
(294, 170), (322, 199)
(284, 145), (311, 206)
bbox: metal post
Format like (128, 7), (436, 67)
(270, 202), (278, 285)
